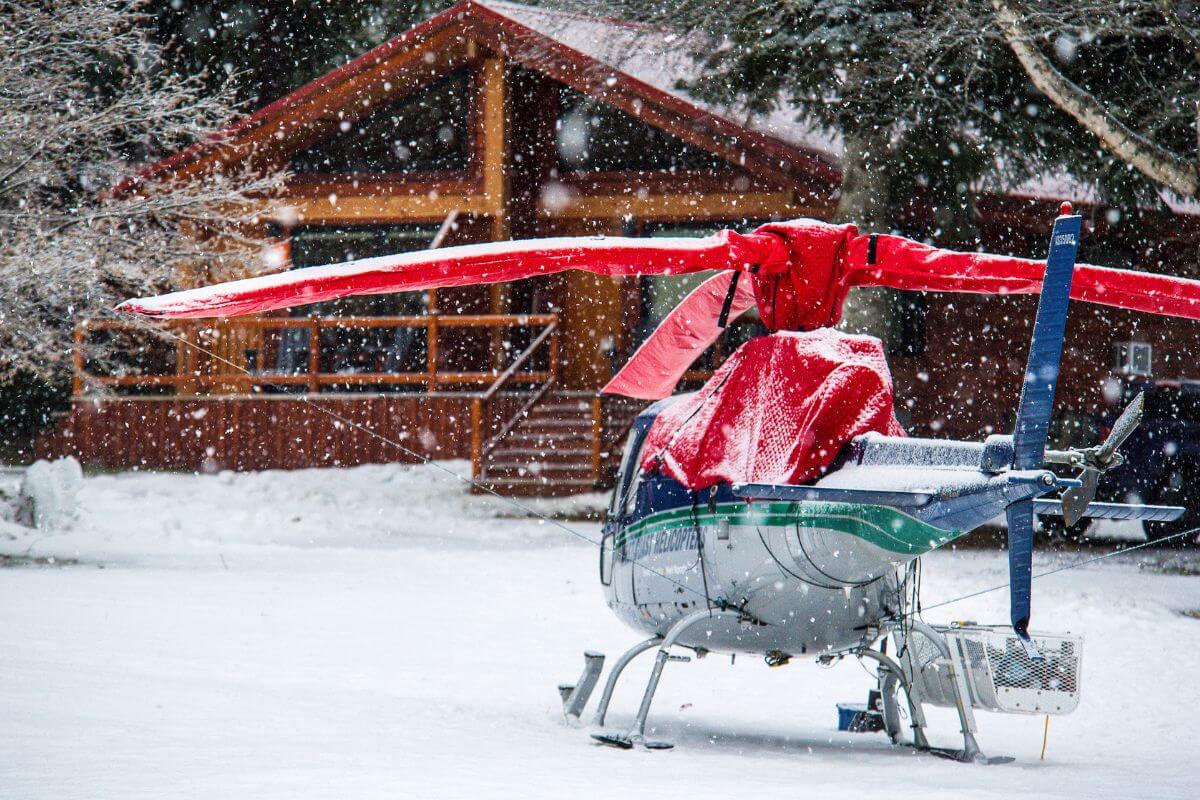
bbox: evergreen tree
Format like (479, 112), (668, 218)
(560, 1), (1110, 243)
(149, 0), (452, 105)
(988, 0), (1200, 204)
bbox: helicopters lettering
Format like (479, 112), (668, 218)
(120, 205), (1196, 762)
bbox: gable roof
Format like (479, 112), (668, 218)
(119, 0), (1200, 221)
(114, 0), (840, 198)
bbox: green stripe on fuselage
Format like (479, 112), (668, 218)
(617, 501), (959, 556)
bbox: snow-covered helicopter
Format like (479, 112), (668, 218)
(120, 203), (1200, 762)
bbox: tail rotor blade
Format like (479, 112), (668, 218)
(1061, 468), (1099, 526)
(1007, 498), (1036, 639)
(1097, 391), (1144, 463)
(1010, 213), (1082, 469)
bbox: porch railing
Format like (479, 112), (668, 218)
(73, 313), (560, 396)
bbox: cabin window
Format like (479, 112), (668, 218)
(274, 225), (437, 382)
(611, 423), (645, 518)
(290, 69), (471, 175)
(556, 88), (730, 173)
(599, 532), (615, 585)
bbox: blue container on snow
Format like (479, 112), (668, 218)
(837, 702), (883, 733)
(837, 703), (865, 730)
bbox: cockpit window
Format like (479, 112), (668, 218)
(623, 467), (645, 517)
(610, 417), (651, 518)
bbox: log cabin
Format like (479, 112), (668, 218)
(38, 0), (1200, 495)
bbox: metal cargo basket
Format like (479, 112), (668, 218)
(908, 624), (1082, 715)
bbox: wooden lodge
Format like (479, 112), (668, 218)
(37, 0), (1200, 494)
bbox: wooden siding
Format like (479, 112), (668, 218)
(37, 394), (521, 473)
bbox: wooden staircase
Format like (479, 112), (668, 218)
(476, 390), (642, 496)
(463, 314), (644, 496)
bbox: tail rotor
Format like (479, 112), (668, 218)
(1056, 392), (1144, 526)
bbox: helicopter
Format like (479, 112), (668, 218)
(120, 204), (1200, 762)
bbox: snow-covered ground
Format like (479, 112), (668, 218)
(1, 462), (1197, 799)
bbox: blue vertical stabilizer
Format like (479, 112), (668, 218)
(1011, 214), (1082, 470)
(1008, 211), (1081, 640)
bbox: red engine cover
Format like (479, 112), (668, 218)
(638, 329), (905, 489)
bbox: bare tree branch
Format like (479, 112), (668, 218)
(0, 0), (287, 383)
(992, 0), (1200, 196)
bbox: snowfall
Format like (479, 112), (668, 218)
(1, 460), (1197, 800)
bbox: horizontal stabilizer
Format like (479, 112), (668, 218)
(1033, 499), (1184, 522)
(731, 483), (933, 507)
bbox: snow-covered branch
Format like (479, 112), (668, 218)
(991, 0), (1200, 197)
(0, 0), (287, 384)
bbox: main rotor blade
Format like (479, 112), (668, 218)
(117, 218), (1200, 333)
(1097, 391), (1144, 463)
(117, 231), (789, 319)
(845, 233), (1200, 322)
(602, 270), (756, 400)
(1006, 498), (1036, 640)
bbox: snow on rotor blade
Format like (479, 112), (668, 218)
(117, 231), (788, 319)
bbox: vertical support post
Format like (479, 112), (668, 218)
(307, 317), (320, 394)
(549, 321), (560, 383)
(591, 395), (603, 483)
(425, 208), (457, 324)
(174, 322), (197, 396)
(480, 55), (509, 238)
(480, 54), (510, 369)
(427, 314), (439, 393)
(72, 322), (86, 396)
(470, 396), (484, 481)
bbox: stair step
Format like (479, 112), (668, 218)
(474, 476), (599, 497)
(547, 390), (602, 399)
(525, 418), (593, 428)
(513, 429), (593, 442)
(486, 456), (593, 470)
(488, 447), (593, 462)
(514, 417), (593, 428)
(532, 403), (593, 414)
(505, 431), (594, 444)
(484, 464), (595, 479)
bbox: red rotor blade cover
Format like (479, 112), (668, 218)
(843, 231), (1200, 320)
(116, 231), (790, 319)
(746, 218), (1200, 328)
(602, 270), (758, 400)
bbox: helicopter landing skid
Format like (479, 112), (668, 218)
(590, 732), (674, 750)
(558, 651), (606, 721)
(927, 746), (1015, 765)
(587, 609), (744, 752)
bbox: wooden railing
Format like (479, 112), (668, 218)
(471, 318), (559, 480)
(73, 313), (560, 396)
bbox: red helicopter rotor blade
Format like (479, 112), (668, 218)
(847, 233), (1200, 320)
(602, 270), (757, 400)
(116, 231), (789, 319)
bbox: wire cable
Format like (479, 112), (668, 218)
(922, 526), (1200, 612)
